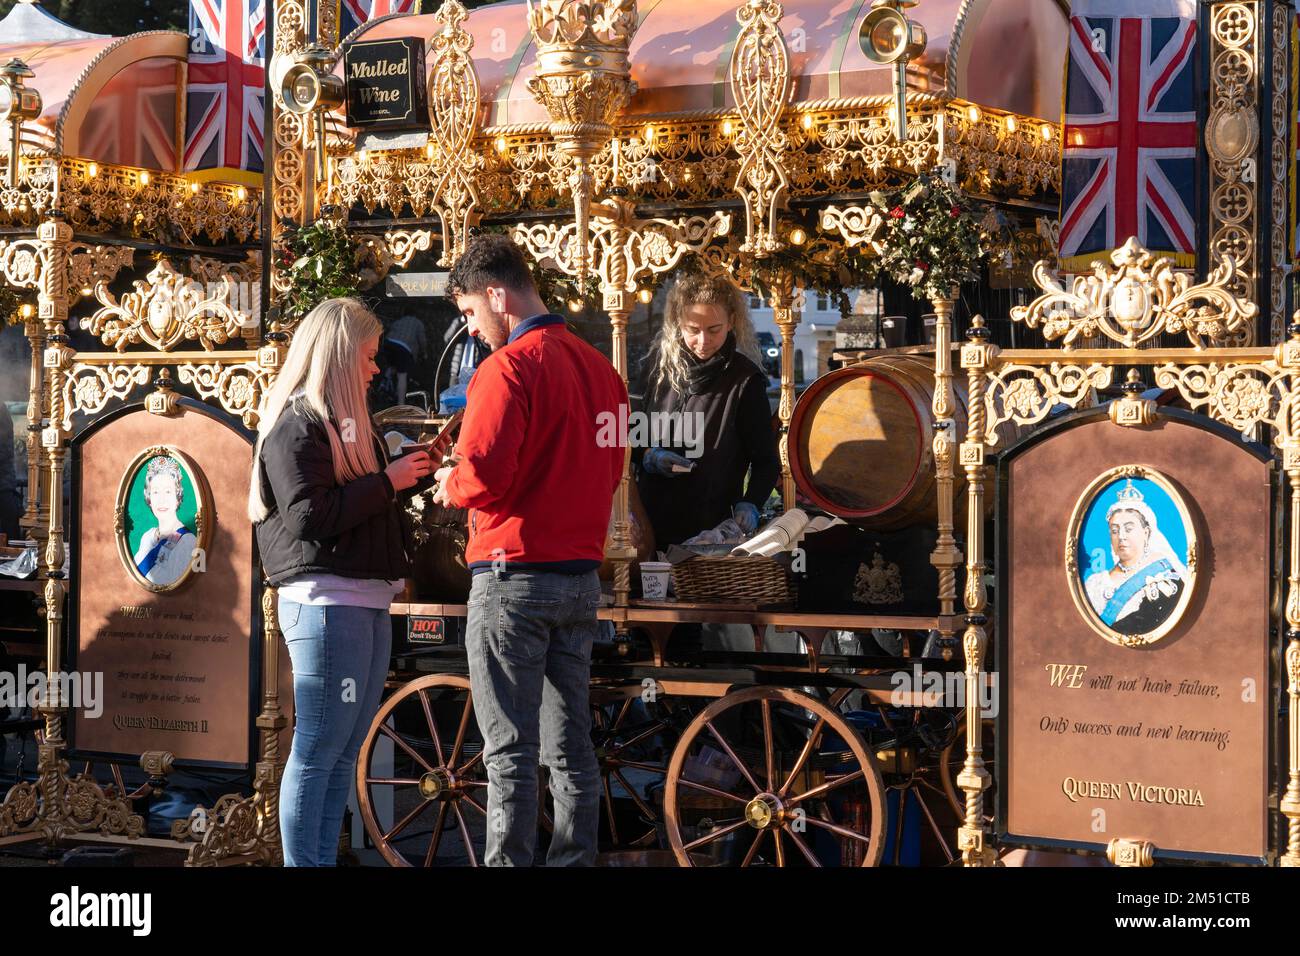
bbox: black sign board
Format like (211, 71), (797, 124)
(344, 36), (430, 132)
(408, 615), (454, 646)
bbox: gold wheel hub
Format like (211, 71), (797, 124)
(418, 768), (456, 800)
(745, 793), (783, 829)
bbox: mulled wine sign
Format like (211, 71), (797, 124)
(997, 409), (1274, 864)
(343, 36), (430, 131)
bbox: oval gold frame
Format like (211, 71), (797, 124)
(1064, 465), (1199, 648)
(113, 445), (214, 594)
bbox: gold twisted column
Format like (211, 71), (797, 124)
(1280, 321), (1300, 865)
(19, 312), (43, 536)
(956, 316), (996, 866)
(601, 214), (637, 614)
(769, 271), (798, 510)
(930, 292), (962, 661)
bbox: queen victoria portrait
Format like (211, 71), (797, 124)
(1069, 470), (1198, 647)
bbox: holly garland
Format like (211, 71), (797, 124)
(277, 214), (392, 321)
(869, 171), (985, 301)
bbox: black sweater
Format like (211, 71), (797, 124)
(633, 337), (779, 547)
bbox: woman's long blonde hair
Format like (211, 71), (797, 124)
(650, 272), (762, 398)
(247, 298), (383, 522)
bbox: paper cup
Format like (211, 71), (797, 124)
(639, 561), (672, 600)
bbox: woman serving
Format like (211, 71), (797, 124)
(633, 273), (780, 548)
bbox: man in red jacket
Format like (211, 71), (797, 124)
(433, 234), (626, 866)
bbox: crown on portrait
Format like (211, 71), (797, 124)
(1115, 479), (1144, 503)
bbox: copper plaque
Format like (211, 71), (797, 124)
(1001, 413), (1272, 861)
(73, 405), (256, 766)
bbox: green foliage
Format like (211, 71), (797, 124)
(870, 171), (986, 300)
(278, 219), (363, 322)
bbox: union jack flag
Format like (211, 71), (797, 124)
(1058, 4), (1199, 271)
(82, 60), (178, 171)
(184, 0), (266, 175)
(340, 0), (420, 40)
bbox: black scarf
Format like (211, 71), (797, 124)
(683, 332), (737, 396)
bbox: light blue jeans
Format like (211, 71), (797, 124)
(278, 597), (391, 867)
(466, 569), (601, 866)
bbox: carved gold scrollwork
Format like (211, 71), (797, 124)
(1010, 238), (1258, 349)
(384, 229), (435, 268)
(983, 364), (1112, 444)
(820, 204), (884, 252)
(177, 361), (270, 429)
(187, 252), (261, 285)
(89, 259), (255, 352)
(427, 0), (484, 266)
(60, 364), (150, 430)
(730, 0), (792, 256)
(1153, 361), (1289, 441)
(513, 210), (732, 292)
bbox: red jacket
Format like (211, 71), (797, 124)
(444, 315), (627, 571)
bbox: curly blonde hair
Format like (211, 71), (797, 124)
(650, 272), (762, 397)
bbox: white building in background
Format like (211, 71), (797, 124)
(747, 289), (882, 384)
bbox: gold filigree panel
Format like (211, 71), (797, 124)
(513, 210), (732, 291)
(983, 363), (1112, 445)
(89, 259), (256, 352)
(328, 96), (1055, 222)
(177, 361), (271, 429)
(60, 364), (150, 430)
(1206, 1), (1261, 324)
(730, 0), (792, 255)
(1009, 238), (1258, 349)
(427, 0), (484, 266)
(1153, 361), (1289, 441)
(55, 160), (258, 244)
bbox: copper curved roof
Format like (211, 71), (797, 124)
(0, 3), (187, 168)
(347, 0), (1068, 128)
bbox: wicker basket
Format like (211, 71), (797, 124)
(669, 554), (795, 606)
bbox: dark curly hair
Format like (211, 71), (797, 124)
(446, 234), (537, 298)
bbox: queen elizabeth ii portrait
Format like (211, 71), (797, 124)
(1071, 471), (1197, 645)
(116, 447), (209, 592)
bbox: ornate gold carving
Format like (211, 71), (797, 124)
(1153, 361), (1287, 439)
(513, 209), (731, 292)
(981, 364), (1111, 444)
(61, 364), (150, 430)
(1106, 837), (1156, 867)
(819, 204), (883, 252)
(1010, 238), (1258, 349)
(177, 361), (272, 429)
(729, 0), (791, 255)
(187, 252), (261, 284)
(526, 0), (638, 284)
(1270, 0), (1288, 342)
(1206, 2), (1260, 324)
(383, 229), (435, 268)
(88, 259), (255, 352)
(426, 0), (484, 266)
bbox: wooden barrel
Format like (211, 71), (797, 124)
(788, 354), (973, 531)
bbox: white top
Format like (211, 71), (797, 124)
(277, 574), (403, 610)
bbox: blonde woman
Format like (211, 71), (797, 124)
(248, 297), (433, 867)
(634, 272), (779, 548)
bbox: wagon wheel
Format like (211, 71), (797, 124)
(939, 712), (997, 827)
(663, 687), (886, 867)
(863, 703), (965, 866)
(538, 692), (684, 850)
(356, 674), (488, 867)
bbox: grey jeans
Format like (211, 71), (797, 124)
(466, 568), (601, 866)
